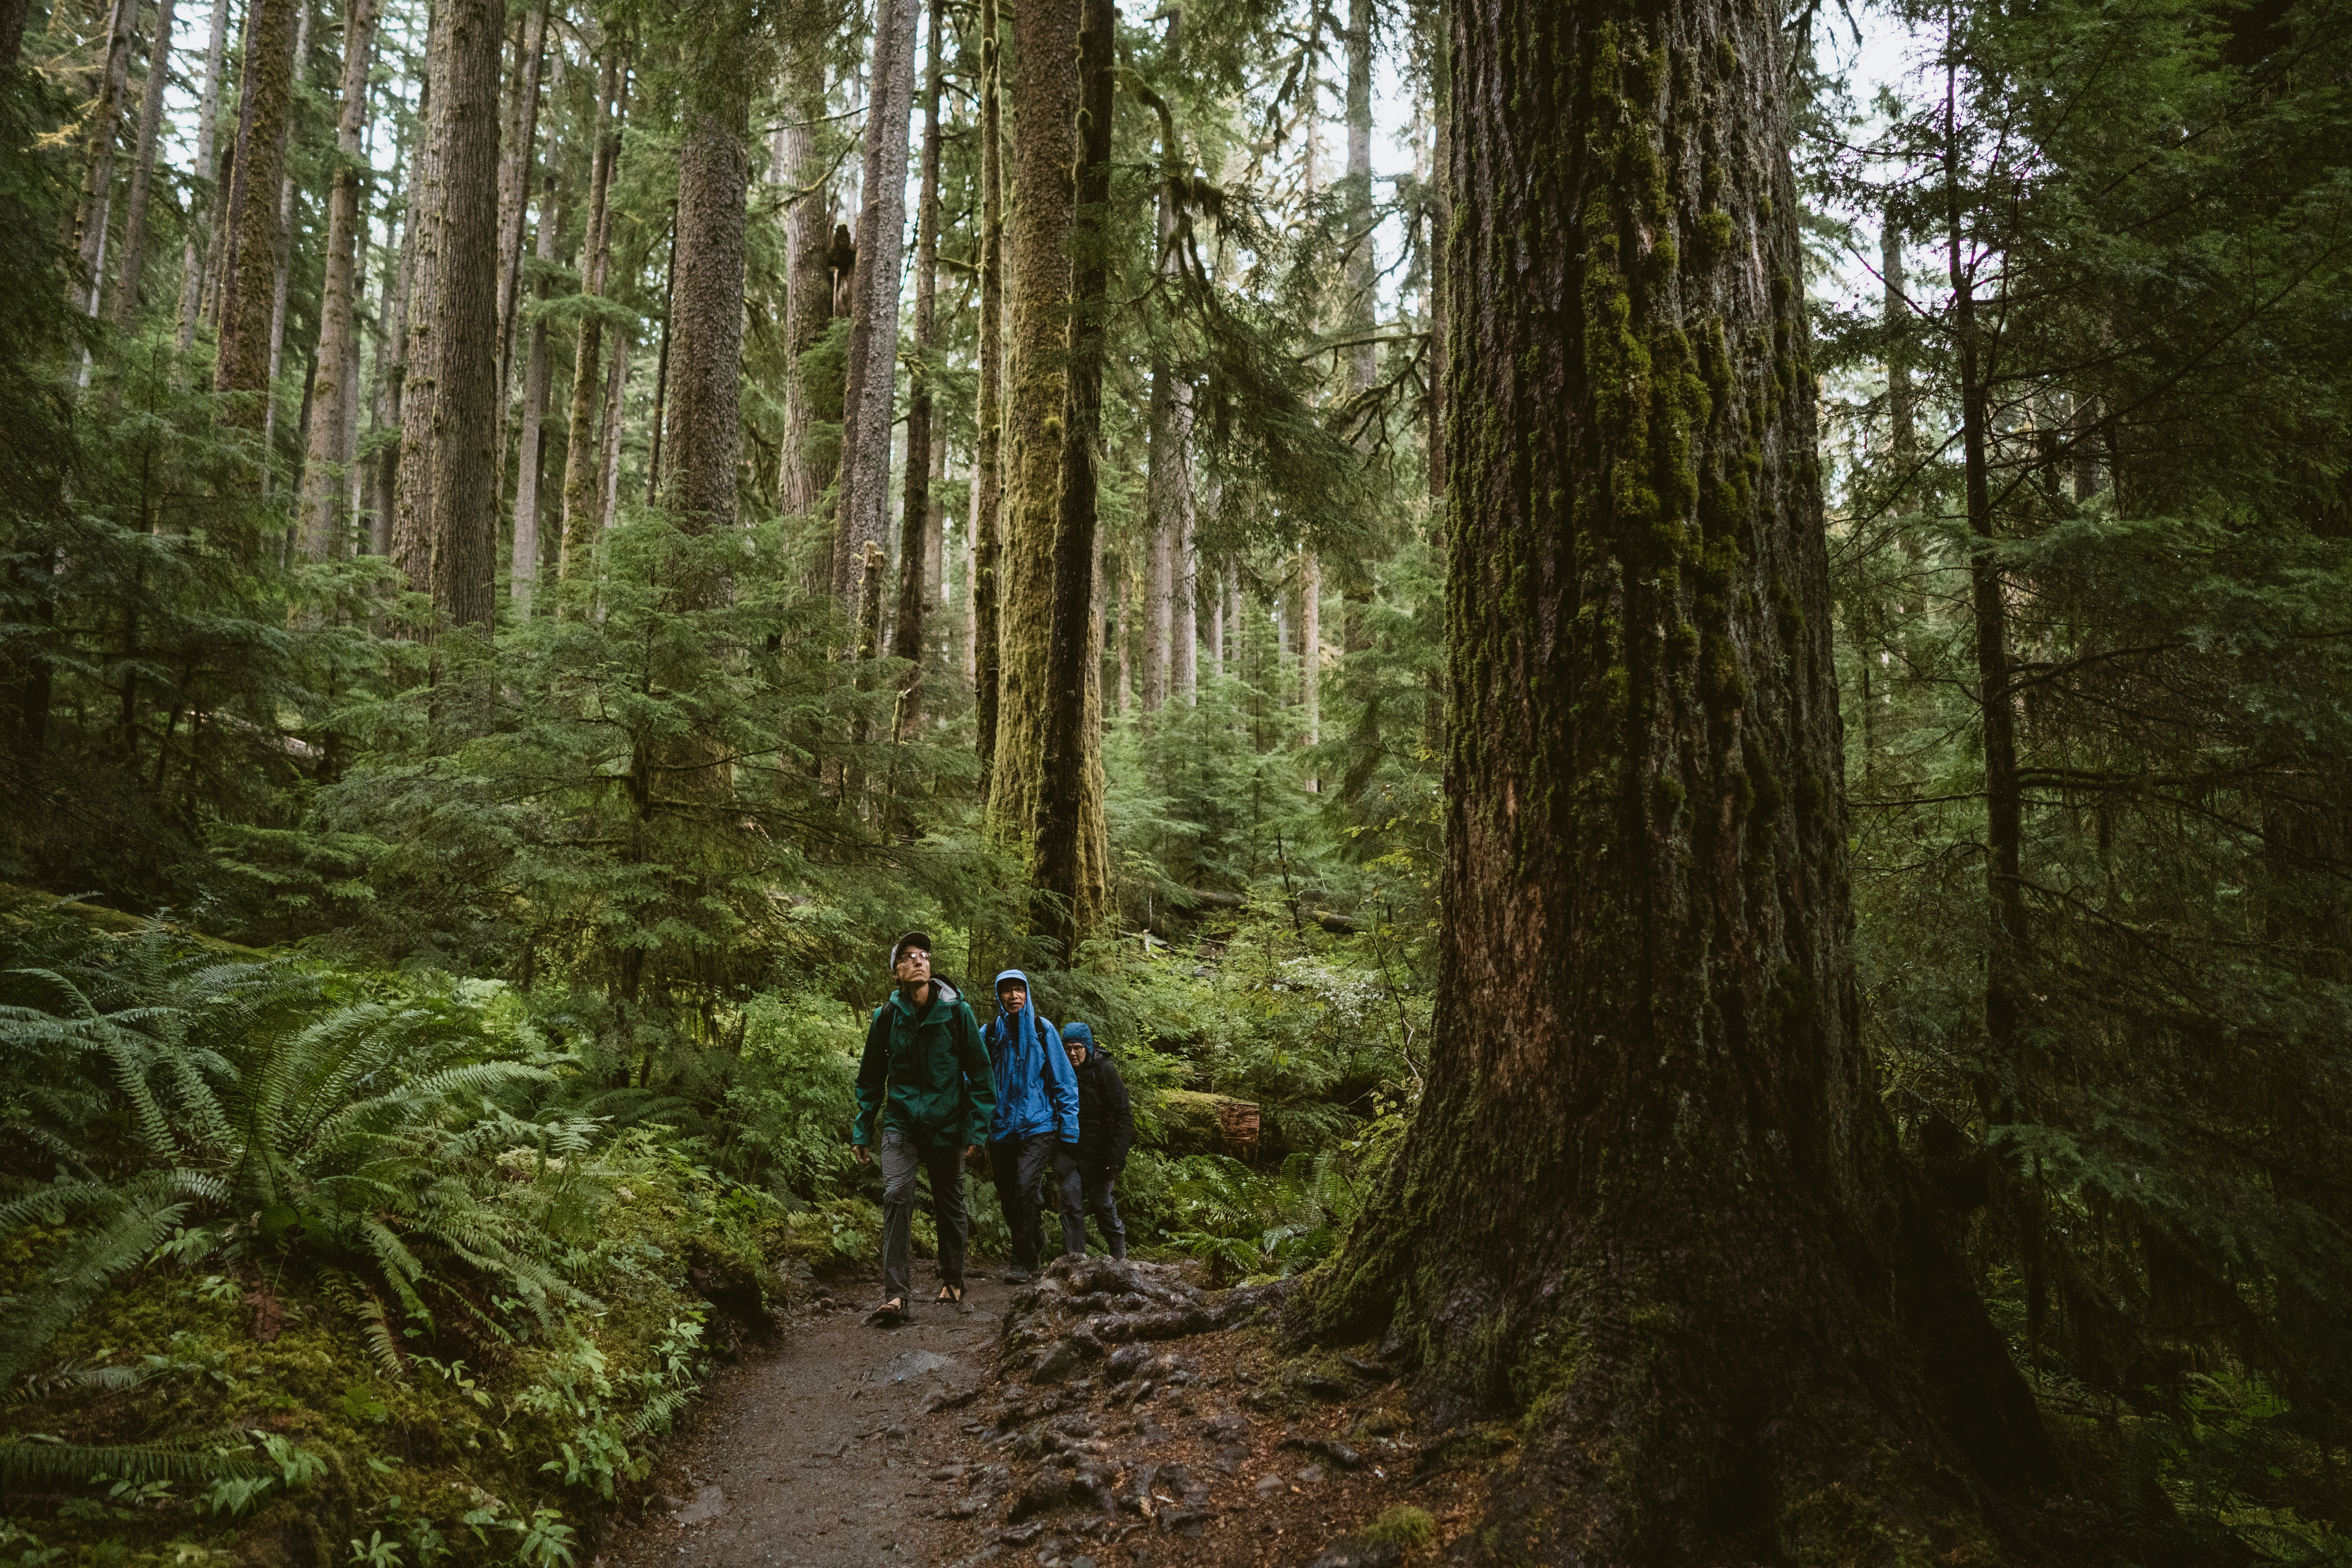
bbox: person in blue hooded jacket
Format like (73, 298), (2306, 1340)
(983, 969), (1080, 1284)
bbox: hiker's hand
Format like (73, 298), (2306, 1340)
(852, 1144), (871, 1164)
(962, 1145), (979, 1159)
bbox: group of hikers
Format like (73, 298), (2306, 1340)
(850, 931), (1135, 1321)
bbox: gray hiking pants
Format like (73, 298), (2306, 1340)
(1054, 1148), (1126, 1259)
(879, 1124), (968, 1304)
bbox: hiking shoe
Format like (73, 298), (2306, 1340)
(1001, 1267), (1034, 1286)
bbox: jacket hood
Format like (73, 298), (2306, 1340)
(893, 977), (960, 1013)
(993, 968), (1030, 1002)
(1061, 1021), (1094, 1049)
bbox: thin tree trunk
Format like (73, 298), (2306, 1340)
(0, 0), (29, 67)
(493, 0), (546, 405)
(1029, 0), (1112, 951)
(212, 0), (296, 444)
(1332, 0), (1375, 759)
(173, 0), (232, 356)
(257, 0), (311, 487)
(297, 0), (375, 562)
(374, 90), (419, 557)
(972, 0), (1004, 801)
(110, 0), (176, 325)
(983, 0), (1078, 849)
(660, 60), (748, 536)
(73, 0), (138, 313)
(509, 59), (562, 604)
(642, 210), (675, 506)
(890, 0), (942, 731)
(778, 21), (835, 520)
(421, 0), (504, 629)
(1297, 550), (1319, 751)
(1423, 0), (1449, 500)
(1946, 57), (2026, 1128)
(829, 0), (918, 609)
(1883, 202), (1913, 466)
(1145, 18), (1196, 713)
(596, 323), (629, 535)
(558, 44), (623, 587)
(1309, 2), (2053, 1556)
(1142, 423), (1170, 714)
(390, 0), (445, 587)
(1171, 464), (1196, 703)
(1115, 562), (1132, 714)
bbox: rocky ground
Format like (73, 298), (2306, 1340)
(593, 1256), (1478, 1568)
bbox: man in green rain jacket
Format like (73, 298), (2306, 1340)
(852, 932), (995, 1318)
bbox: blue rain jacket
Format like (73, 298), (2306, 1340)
(984, 969), (1080, 1144)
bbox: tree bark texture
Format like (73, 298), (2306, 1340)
(110, 0), (176, 324)
(1307, 2), (2053, 1558)
(172, 0), (231, 355)
(829, 0), (917, 608)
(778, 22), (835, 520)
(972, 0), (1004, 802)
(419, 0), (502, 629)
(660, 55), (749, 539)
(557, 47), (622, 588)
(1028, 0), (1112, 953)
(982, 0), (1077, 850)
(890, 0), (943, 726)
(390, 0), (445, 587)
(297, 0), (377, 562)
(212, 0), (295, 430)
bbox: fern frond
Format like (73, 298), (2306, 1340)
(0, 1439), (265, 1486)
(0, 1191), (188, 1387)
(626, 1388), (691, 1437)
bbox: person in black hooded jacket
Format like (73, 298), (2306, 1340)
(1054, 1021), (1132, 1259)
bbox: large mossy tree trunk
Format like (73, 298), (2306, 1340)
(970, 0), (1004, 803)
(1306, 2), (2055, 1558)
(982, 0), (1078, 858)
(1027, 0), (1112, 954)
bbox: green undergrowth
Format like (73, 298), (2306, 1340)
(0, 911), (847, 1567)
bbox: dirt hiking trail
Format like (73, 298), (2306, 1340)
(593, 1256), (1469, 1568)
